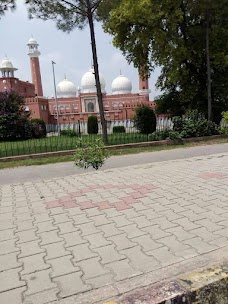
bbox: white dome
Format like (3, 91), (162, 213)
(112, 74), (132, 95)
(1, 58), (15, 69)
(81, 68), (106, 93)
(56, 78), (77, 98)
(27, 37), (38, 45)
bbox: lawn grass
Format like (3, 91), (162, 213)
(0, 133), (149, 158)
(0, 137), (227, 170)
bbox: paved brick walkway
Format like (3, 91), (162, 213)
(0, 153), (228, 304)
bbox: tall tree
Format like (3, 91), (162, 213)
(99, 0), (228, 122)
(0, 0), (16, 18)
(0, 90), (32, 141)
(25, 0), (108, 144)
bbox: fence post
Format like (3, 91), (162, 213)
(78, 120), (81, 137)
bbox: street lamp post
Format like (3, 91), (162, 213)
(52, 61), (60, 135)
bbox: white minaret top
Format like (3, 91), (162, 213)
(27, 36), (40, 58)
(0, 57), (18, 77)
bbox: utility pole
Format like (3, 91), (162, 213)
(52, 61), (60, 135)
(206, 1), (212, 120)
(86, 0), (108, 144)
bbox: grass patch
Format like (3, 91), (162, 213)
(0, 137), (227, 170)
(0, 133), (149, 158)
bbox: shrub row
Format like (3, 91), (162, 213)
(172, 110), (220, 138)
(0, 118), (47, 141)
(61, 129), (79, 137)
(148, 110), (222, 141)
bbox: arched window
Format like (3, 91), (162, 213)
(65, 105), (70, 112)
(87, 102), (94, 112)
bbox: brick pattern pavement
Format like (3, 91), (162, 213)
(0, 153), (228, 304)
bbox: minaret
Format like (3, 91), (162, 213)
(138, 67), (151, 101)
(27, 37), (43, 96)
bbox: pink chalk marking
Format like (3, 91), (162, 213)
(78, 201), (95, 210)
(63, 200), (78, 209)
(96, 201), (113, 210)
(46, 200), (62, 209)
(46, 183), (157, 212)
(199, 172), (228, 180)
(114, 201), (132, 211)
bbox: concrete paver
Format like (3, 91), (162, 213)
(0, 151), (228, 303)
(49, 255), (80, 278)
(0, 268), (25, 293)
(22, 269), (57, 295)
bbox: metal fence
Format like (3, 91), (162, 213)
(46, 117), (173, 135)
(0, 117), (173, 158)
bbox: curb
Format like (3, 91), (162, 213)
(102, 263), (228, 304)
(0, 135), (227, 162)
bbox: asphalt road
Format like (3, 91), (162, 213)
(1, 142), (228, 186)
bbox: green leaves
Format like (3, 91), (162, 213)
(74, 138), (109, 170)
(87, 115), (98, 135)
(133, 105), (156, 135)
(172, 110), (220, 138)
(100, 0), (228, 120)
(0, 90), (32, 141)
(25, 0), (104, 31)
(0, 0), (16, 18)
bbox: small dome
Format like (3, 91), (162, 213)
(112, 74), (132, 95)
(56, 78), (77, 98)
(1, 58), (14, 69)
(81, 68), (106, 93)
(0, 58), (17, 72)
(27, 37), (38, 45)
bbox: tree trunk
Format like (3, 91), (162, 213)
(87, 3), (108, 144)
(206, 2), (212, 121)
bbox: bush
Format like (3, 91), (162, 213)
(173, 110), (220, 138)
(87, 116), (98, 135)
(74, 138), (109, 170)
(223, 111), (228, 124)
(0, 90), (32, 141)
(221, 111), (228, 134)
(148, 130), (182, 141)
(61, 129), (79, 137)
(113, 126), (126, 133)
(133, 105), (156, 134)
(31, 119), (46, 139)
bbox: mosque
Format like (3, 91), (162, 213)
(0, 37), (156, 125)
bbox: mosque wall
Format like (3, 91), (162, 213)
(0, 78), (35, 97)
(25, 97), (50, 123)
(45, 93), (155, 125)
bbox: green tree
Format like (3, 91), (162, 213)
(87, 115), (98, 134)
(31, 118), (47, 138)
(0, 0), (16, 18)
(99, 0), (228, 122)
(0, 90), (32, 141)
(155, 90), (185, 117)
(25, 0), (108, 144)
(133, 105), (156, 135)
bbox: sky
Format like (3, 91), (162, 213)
(0, 1), (161, 99)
